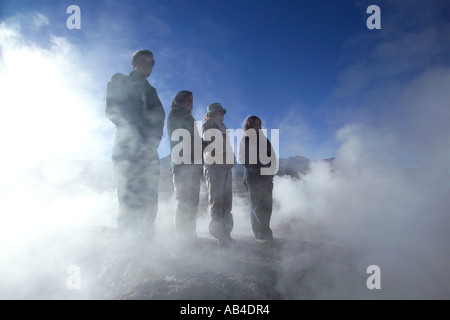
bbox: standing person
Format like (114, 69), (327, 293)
(167, 91), (203, 247)
(239, 116), (277, 243)
(202, 103), (235, 247)
(105, 49), (165, 242)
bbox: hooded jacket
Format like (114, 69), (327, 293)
(105, 71), (165, 161)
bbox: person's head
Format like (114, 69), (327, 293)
(131, 49), (155, 79)
(244, 115), (262, 132)
(205, 103), (226, 121)
(171, 90), (193, 111)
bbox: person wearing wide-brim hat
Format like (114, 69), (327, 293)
(201, 102), (235, 247)
(205, 102), (227, 116)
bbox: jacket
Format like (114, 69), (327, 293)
(105, 71), (165, 161)
(239, 130), (277, 176)
(167, 106), (202, 167)
(202, 116), (235, 169)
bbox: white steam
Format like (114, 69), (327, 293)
(0, 19), (115, 231)
(1, 4), (449, 300)
(271, 67), (450, 299)
(0, 18), (118, 298)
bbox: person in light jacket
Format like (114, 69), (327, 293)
(202, 103), (235, 247)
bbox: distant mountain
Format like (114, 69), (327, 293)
(276, 155), (311, 178)
(26, 155), (334, 198)
(161, 154), (335, 181)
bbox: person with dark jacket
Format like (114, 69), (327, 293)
(166, 91), (203, 246)
(105, 49), (165, 242)
(239, 116), (277, 243)
(202, 103), (235, 247)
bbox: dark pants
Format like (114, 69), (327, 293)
(113, 148), (160, 239)
(204, 165), (234, 241)
(244, 170), (274, 240)
(172, 164), (203, 243)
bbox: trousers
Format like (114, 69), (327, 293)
(113, 148), (160, 239)
(204, 164), (234, 241)
(172, 164), (203, 242)
(244, 170), (274, 240)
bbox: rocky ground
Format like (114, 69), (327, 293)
(0, 220), (365, 300)
(3, 159), (447, 300)
(0, 168), (366, 300)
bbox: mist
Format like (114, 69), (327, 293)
(0, 17), (117, 299)
(272, 120), (450, 299)
(270, 15), (450, 297)
(1, 2), (449, 300)
(0, 16), (251, 299)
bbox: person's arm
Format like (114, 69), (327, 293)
(143, 86), (165, 143)
(238, 136), (249, 167)
(105, 73), (145, 133)
(201, 119), (216, 159)
(241, 130), (260, 170)
(167, 110), (184, 152)
(201, 119), (213, 145)
(259, 136), (278, 175)
(105, 73), (128, 127)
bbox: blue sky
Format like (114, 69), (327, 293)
(1, 0), (449, 163)
(1, 1), (450, 299)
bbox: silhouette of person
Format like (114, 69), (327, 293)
(167, 91), (203, 247)
(202, 103), (235, 247)
(239, 116), (277, 243)
(105, 49), (165, 242)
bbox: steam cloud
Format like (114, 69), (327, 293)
(1, 1), (449, 300)
(0, 17), (119, 298)
(270, 0), (450, 298)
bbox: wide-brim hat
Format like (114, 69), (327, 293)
(207, 102), (226, 115)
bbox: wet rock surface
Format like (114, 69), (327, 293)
(78, 227), (360, 300)
(1, 224), (362, 300)
(99, 236), (285, 300)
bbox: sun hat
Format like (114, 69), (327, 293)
(206, 102), (226, 115)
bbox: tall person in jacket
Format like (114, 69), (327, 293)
(105, 49), (165, 243)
